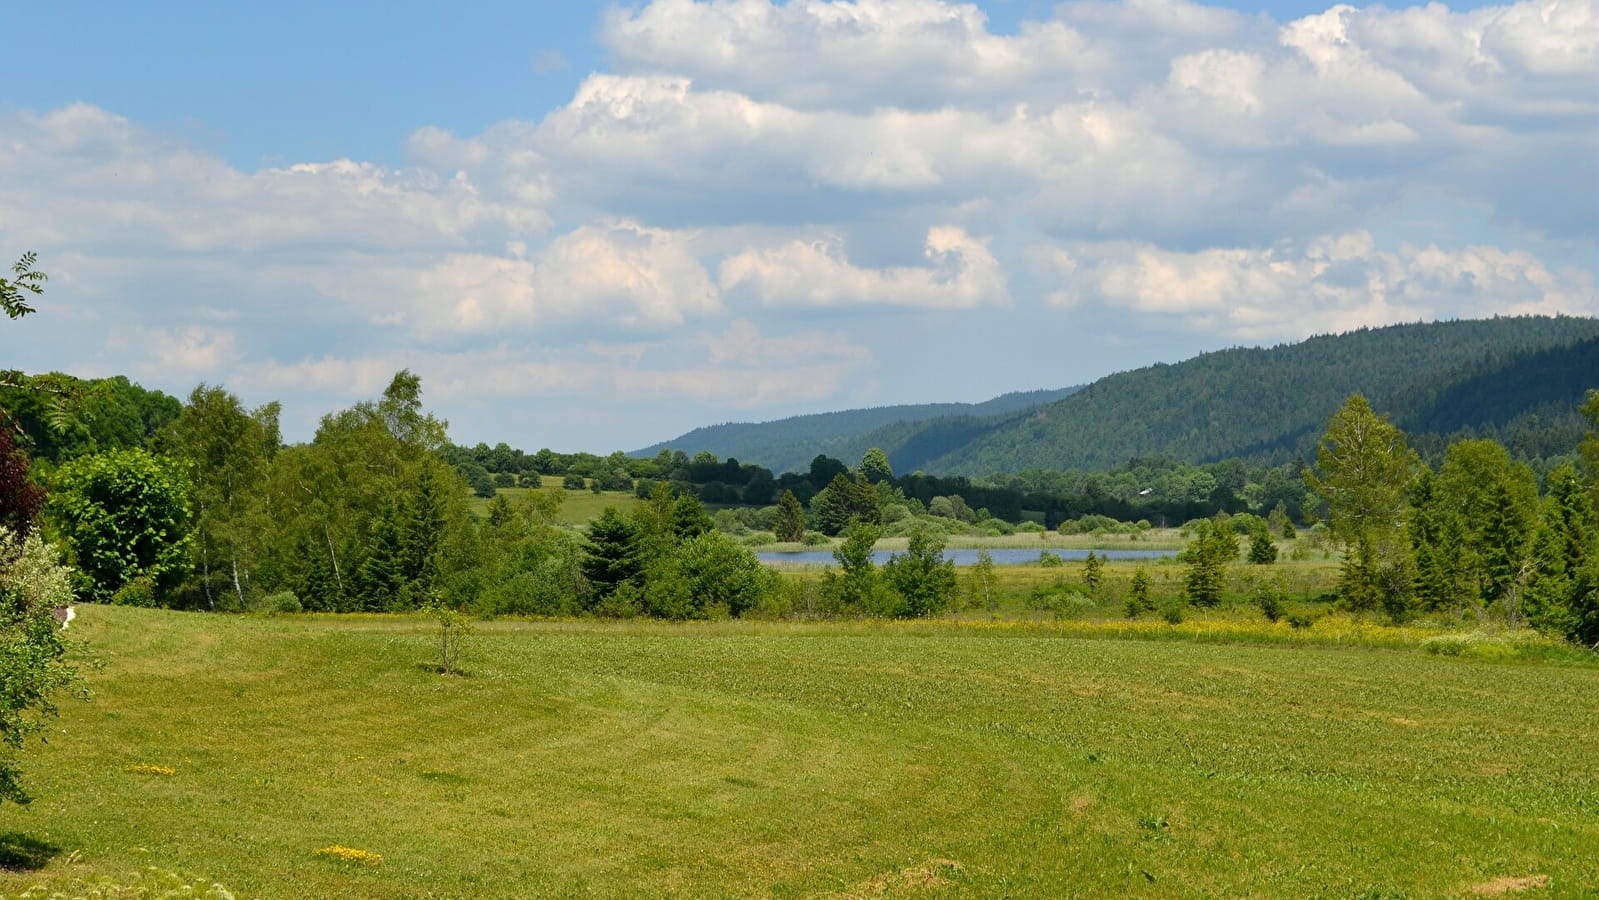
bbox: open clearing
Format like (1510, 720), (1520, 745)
(2, 606), (1596, 898)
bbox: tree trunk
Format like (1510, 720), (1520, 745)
(324, 523), (346, 595)
(230, 544), (246, 610)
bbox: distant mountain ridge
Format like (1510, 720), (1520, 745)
(632, 387), (1081, 475)
(638, 316), (1599, 476)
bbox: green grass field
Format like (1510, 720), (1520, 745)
(465, 479), (639, 526)
(2, 606), (1595, 899)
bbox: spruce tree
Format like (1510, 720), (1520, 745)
(354, 505), (407, 611)
(1247, 528), (1278, 564)
(581, 507), (643, 602)
(1082, 552), (1104, 593)
(1126, 567), (1153, 617)
(775, 490), (806, 543)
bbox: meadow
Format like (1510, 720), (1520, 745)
(1, 603), (1595, 899)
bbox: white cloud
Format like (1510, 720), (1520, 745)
(1, 0), (1593, 452)
(136, 326), (240, 377)
(1044, 232), (1598, 338)
(721, 226), (1009, 308)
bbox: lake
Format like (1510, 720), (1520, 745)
(757, 547), (1178, 566)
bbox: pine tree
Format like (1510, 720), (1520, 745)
(1082, 552), (1104, 593)
(671, 494), (713, 540)
(354, 505), (407, 611)
(1339, 532), (1381, 614)
(1247, 528), (1278, 564)
(775, 490), (806, 543)
(1180, 519), (1231, 607)
(1126, 566), (1153, 617)
(581, 507), (643, 602)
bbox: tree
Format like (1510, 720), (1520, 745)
(1082, 551), (1104, 593)
(0, 430), (45, 535)
(1126, 567), (1153, 617)
(1305, 394), (1418, 550)
(1180, 517), (1234, 607)
(0, 526), (86, 805)
(0, 252), (46, 321)
(812, 472), (877, 536)
(1247, 528), (1278, 565)
(775, 490), (805, 543)
(166, 385), (280, 610)
(1435, 439), (1539, 615)
(50, 448), (192, 603)
(581, 507), (643, 602)
(825, 520), (883, 615)
(1267, 501), (1293, 540)
(882, 527), (956, 618)
(353, 504), (407, 611)
(967, 549), (998, 618)
(678, 531), (776, 618)
(860, 448), (894, 484)
(1409, 469), (1463, 613)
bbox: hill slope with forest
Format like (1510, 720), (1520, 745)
(633, 386), (1079, 475)
(928, 316), (1599, 474)
(639, 316), (1599, 476)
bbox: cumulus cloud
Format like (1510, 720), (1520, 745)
(1042, 231), (1598, 338)
(721, 226), (1009, 308)
(1, 0), (1593, 450)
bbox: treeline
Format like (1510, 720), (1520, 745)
(446, 438), (1316, 533)
(1302, 393), (1599, 645)
(10, 373), (769, 617)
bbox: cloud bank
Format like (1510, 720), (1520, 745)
(0, 0), (1592, 450)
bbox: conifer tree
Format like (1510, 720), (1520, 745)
(1082, 551), (1104, 593)
(581, 507), (643, 602)
(1247, 528), (1278, 564)
(1126, 567), (1153, 617)
(775, 490), (805, 543)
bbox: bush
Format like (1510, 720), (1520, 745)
(562, 472), (587, 490)
(743, 532), (776, 546)
(1037, 551), (1065, 568)
(1160, 601), (1186, 624)
(1287, 612), (1316, 629)
(263, 591), (302, 614)
(801, 532), (830, 547)
(111, 576), (158, 608)
(1251, 582), (1285, 622)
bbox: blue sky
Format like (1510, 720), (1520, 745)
(2, 0), (1594, 455)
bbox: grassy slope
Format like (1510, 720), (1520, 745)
(465, 479), (639, 525)
(3, 607), (1596, 898)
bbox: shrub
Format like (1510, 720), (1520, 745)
(111, 576), (158, 608)
(1160, 601), (1186, 624)
(1251, 583), (1285, 622)
(743, 532), (776, 546)
(263, 591), (302, 614)
(801, 532), (830, 547)
(1037, 551), (1065, 568)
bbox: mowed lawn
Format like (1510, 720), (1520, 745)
(2, 607), (1596, 899)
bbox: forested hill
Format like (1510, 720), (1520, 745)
(927, 316), (1599, 474)
(632, 386), (1079, 475)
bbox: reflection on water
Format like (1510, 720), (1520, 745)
(757, 547), (1177, 566)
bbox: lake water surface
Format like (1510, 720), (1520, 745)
(757, 547), (1177, 566)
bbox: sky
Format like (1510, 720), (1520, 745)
(1, 0), (1594, 454)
